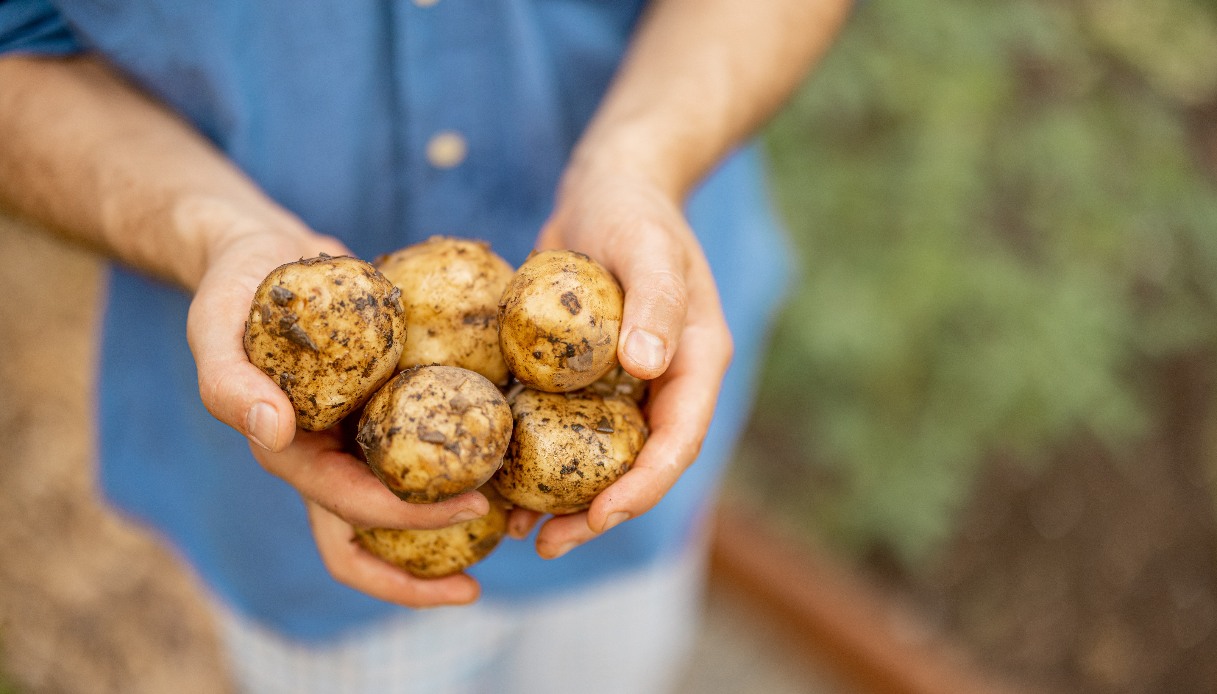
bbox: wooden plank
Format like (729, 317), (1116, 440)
(709, 504), (1035, 694)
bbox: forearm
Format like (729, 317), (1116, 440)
(571, 0), (853, 198)
(0, 54), (311, 291)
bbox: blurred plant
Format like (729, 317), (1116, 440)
(738, 0), (1217, 565)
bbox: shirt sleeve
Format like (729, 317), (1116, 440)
(0, 0), (82, 56)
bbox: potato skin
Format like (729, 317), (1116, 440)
(244, 254), (406, 431)
(355, 486), (509, 578)
(493, 389), (647, 515)
(587, 364), (648, 404)
(376, 237), (514, 386)
(497, 250), (623, 393)
(357, 365), (513, 503)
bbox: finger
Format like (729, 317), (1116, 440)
(611, 223), (690, 380)
(536, 202), (691, 380)
(253, 430), (490, 530)
(534, 511), (597, 559)
(189, 266), (297, 452)
(307, 501), (480, 608)
(591, 324), (731, 531)
(595, 253), (731, 524)
(505, 508), (544, 540)
(532, 367), (710, 556)
(533, 258), (731, 554)
(187, 235), (349, 452)
(531, 359), (714, 556)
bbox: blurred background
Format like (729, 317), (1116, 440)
(725, 0), (1217, 692)
(3, 1), (1217, 692)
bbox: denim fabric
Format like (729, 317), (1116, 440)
(1, 0), (793, 641)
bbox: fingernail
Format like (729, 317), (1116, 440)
(602, 511), (631, 532)
(449, 509), (483, 524)
(625, 329), (665, 373)
(246, 402), (278, 451)
(547, 541), (578, 559)
(508, 517), (533, 539)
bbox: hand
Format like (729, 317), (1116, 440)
(507, 164), (734, 558)
(185, 223), (487, 607)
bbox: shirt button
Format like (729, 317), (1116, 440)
(414, 0), (439, 7)
(426, 131), (467, 169)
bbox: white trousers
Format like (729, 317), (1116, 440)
(214, 540), (707, 694)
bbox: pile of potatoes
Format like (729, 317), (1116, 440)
(243, 238), (648, 578)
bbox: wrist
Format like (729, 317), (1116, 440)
(173, 194), (322, 291)
(565, 118), (706, 204)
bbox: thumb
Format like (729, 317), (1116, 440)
(612, 223), (689, 381)
(186, 232), (350, 451)
(188, 263), (299, 452)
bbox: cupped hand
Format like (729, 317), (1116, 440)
(509, 166), (734, 558)
(186, 225), (484, 607)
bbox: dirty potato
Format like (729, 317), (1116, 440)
(377, 237), (515, 386)
(244, 254), (406, 431)
(587, 364), (648, 404)
(493, 388), (647, 515)
(357, 365), (513, 503)
(497, 250), (623, 393)
(354, 485), (509, 578)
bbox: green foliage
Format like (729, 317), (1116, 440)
(741, 0), (1217, 564)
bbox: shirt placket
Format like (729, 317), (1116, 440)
(392, 0), (571, 265)
(393, 0), (477, 243)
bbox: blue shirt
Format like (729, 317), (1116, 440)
(0, 0), (792, 642)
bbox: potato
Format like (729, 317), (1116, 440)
(587, 364), (648, 404)
(244, 254), (406, 431)
(356, 365), (513, 503)
(376, 237), (514, 386)
(497, 250), (623, 393)
(355, 485), (509, 578)
(493, 388), (647, 515)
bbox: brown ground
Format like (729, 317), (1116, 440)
(0, 215), (230, 694)
(738, 359), (1217, 694)
(915, 363), (1217, 694)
